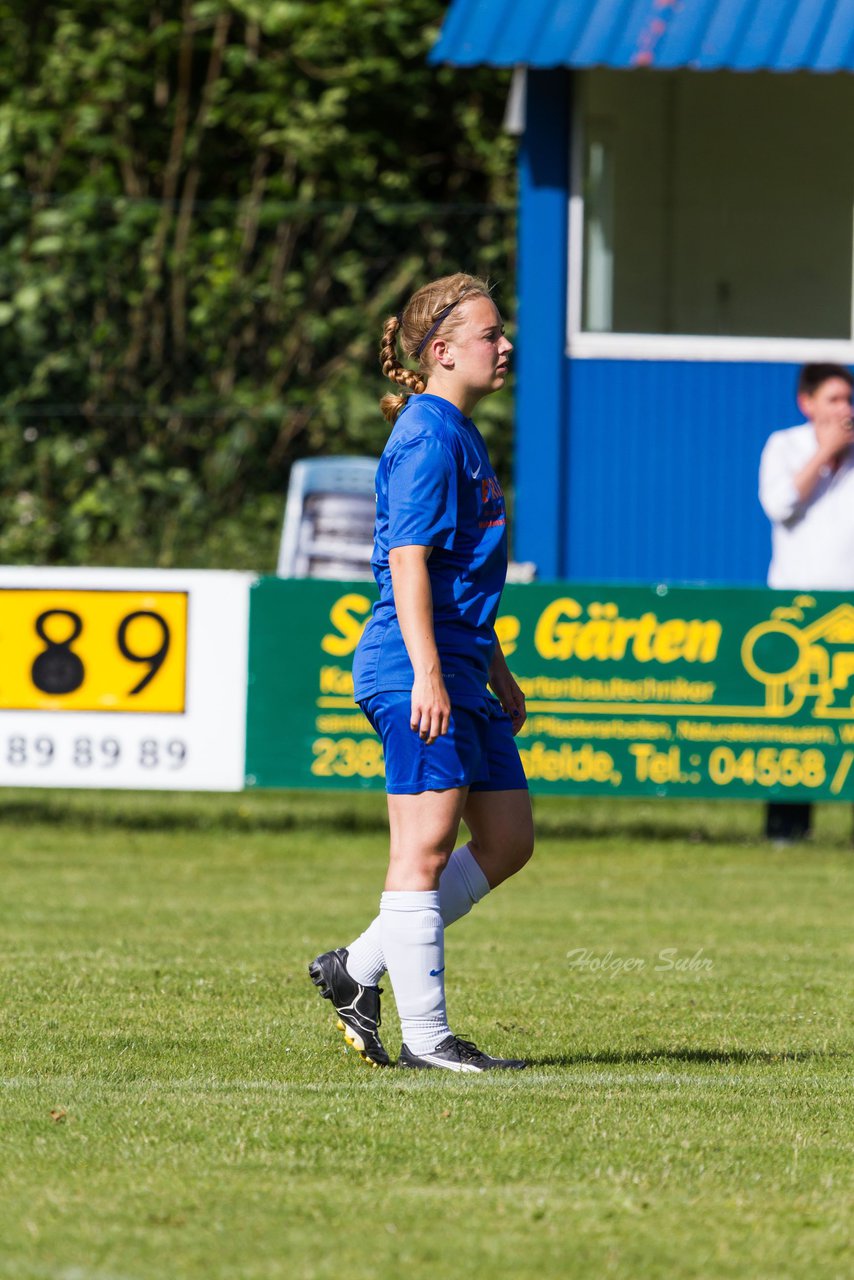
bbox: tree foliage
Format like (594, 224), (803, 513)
(0, 0), (515, 567)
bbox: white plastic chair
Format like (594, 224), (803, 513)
(277, 456), (378, 580)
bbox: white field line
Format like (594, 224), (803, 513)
(1, 1069), (844, 1094)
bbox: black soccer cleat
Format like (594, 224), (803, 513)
(397, 1034), (527, 1073)
(308, 947), (390, 1067)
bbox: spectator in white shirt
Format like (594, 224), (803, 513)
(758, 362), (854, 842)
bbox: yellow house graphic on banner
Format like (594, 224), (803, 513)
(742, 598), (854, 718)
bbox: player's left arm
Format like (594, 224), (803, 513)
(488, 633), (526, 735)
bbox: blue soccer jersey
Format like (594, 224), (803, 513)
(352, 393), (507, 704)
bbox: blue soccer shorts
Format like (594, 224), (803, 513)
(360, 691), (528, 796)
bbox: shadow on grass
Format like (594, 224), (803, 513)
(0, 793), (390, 836)
(0, 790), (849, 849)
(531, 795), (854, 848)
(0, 796), (751, 844)
(532, 817), (758, 846)
(527, 1047), (848, 1067)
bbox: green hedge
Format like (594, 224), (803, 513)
(0, 1), (516, 568)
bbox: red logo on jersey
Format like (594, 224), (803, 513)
(481, 477), (503, 503)
(479, 475), (506, 529)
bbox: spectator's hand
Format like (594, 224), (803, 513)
(819, 418), (854, 462)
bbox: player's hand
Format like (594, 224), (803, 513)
(410, 675), (451, 744)
(491, 674), (527, 735)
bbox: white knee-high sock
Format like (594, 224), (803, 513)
(442, 842), (490, 918)
(345, 844), (490, 986)
(379, 889), (450, 1054)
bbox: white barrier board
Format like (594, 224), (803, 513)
(0, 567), (253, 791)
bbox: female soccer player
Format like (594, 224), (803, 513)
(309, 272), (533, 1071)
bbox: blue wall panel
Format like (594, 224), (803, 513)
(514, 70), (571, 580)
(563, 358), (805, 585)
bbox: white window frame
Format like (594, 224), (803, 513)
(566, 102), (854, 364)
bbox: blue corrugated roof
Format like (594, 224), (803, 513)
(429, 0), (854, 71)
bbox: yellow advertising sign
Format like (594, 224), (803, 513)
(0, 590), (188, 713)
(245, 580), (854, 800)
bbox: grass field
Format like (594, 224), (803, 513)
(1, 788), (852, 1280)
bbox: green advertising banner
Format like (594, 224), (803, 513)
(245, 578), (854, 801)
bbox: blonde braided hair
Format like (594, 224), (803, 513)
(379, 272), (492, 424)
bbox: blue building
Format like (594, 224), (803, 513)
(431, 1), (854, 585)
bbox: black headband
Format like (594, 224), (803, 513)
(415, 296), (465, 358)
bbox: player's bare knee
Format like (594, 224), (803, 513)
(468, 827), (533, 879)
(387, 844), (451, 882)
(518, 829), (535, 869)
(427, 846), (453, 877)
(508, 829), (534, 874)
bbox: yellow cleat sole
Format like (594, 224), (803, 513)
(337, 1018), (385, 1067)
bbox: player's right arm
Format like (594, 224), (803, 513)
(389, 544), (451, 745)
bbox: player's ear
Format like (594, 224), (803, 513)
(431, 338), (454, 369)
(796, 392), (813, 420)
